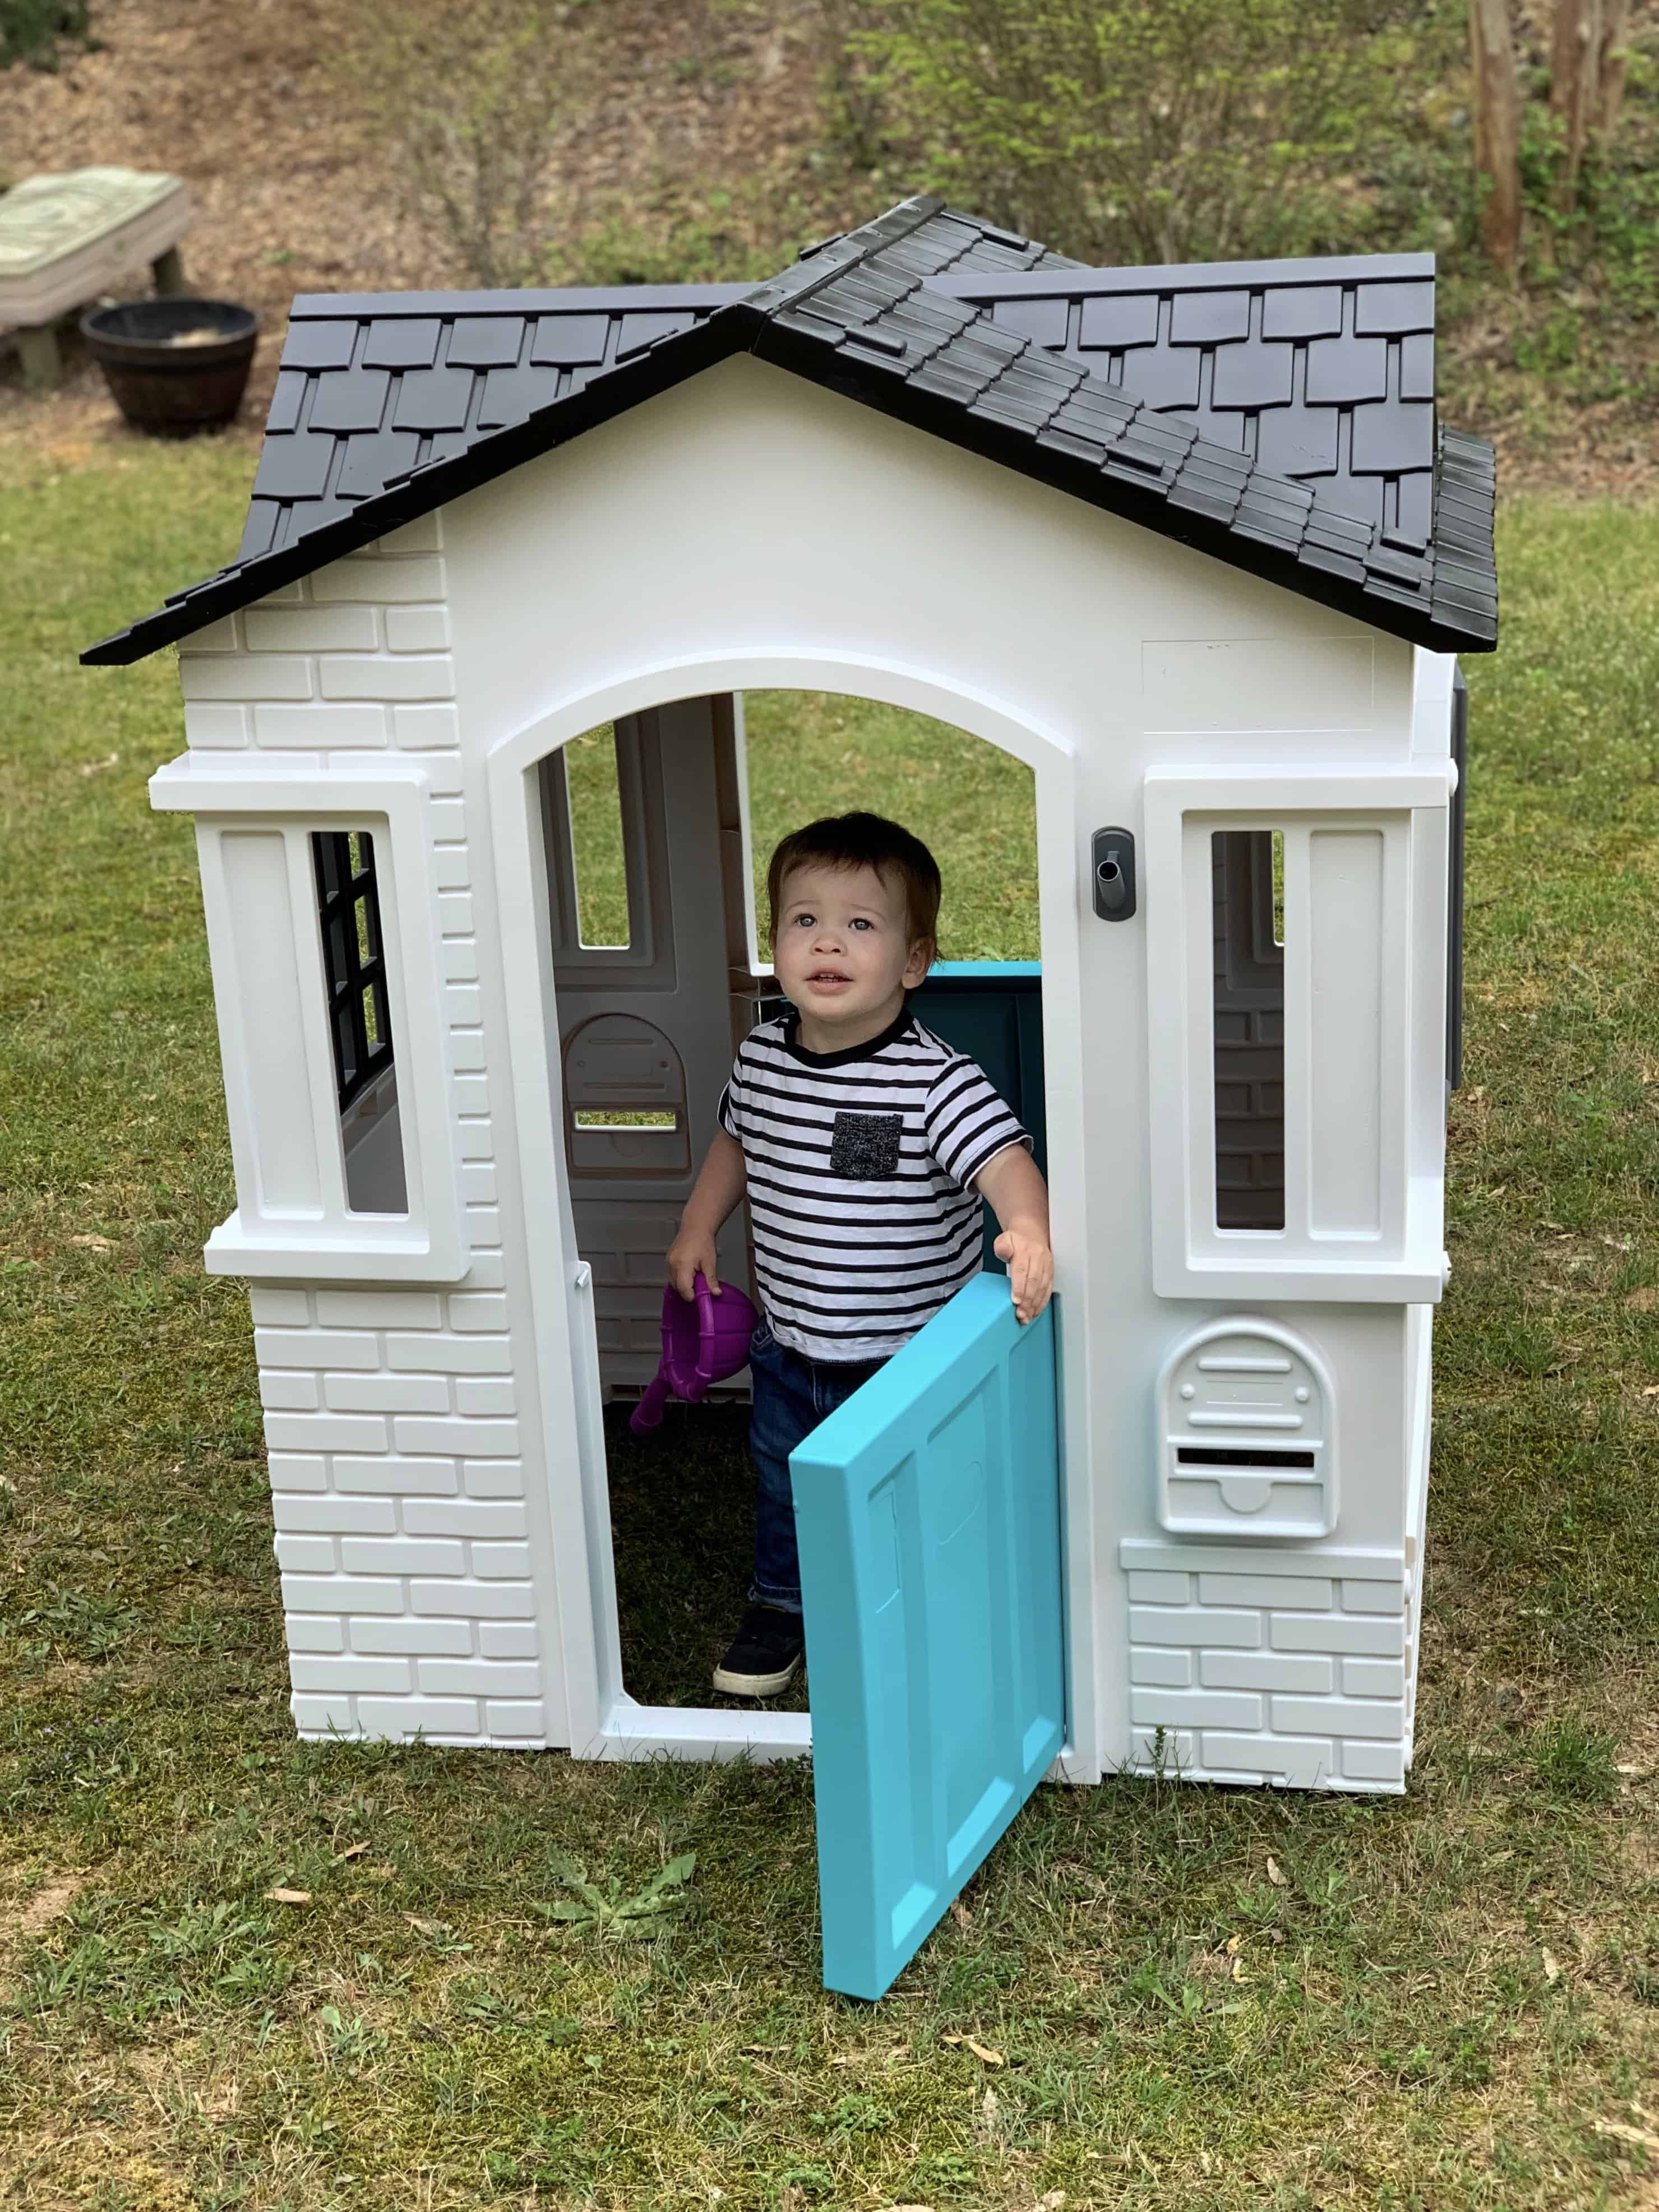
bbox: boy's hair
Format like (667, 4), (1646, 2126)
(766, 812), (942, 959)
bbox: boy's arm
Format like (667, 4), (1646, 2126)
(666, 1128), (747, 1301)
(975, 1144), (1053, 1326)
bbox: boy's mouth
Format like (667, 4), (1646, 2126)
(806, 969), (852, 987)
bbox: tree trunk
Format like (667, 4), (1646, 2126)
(1595, 0), (1632, 147)
(1469, 0), (1523, 271)
(1550, 0), (1600, 210)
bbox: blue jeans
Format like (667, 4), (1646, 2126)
(747, 1318), (888, 1613)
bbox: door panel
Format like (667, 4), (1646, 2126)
(791, 1275), (1064, 2000)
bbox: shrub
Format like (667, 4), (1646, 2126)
(0, 0), (95, 72)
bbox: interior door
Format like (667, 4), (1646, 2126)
(790, 1275), (1065, 2000)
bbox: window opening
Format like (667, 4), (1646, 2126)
(311, 830), (407, 1215)
(1211, 829), (1285, 1232)
(563, 728), (631, 948)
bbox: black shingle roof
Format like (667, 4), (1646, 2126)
(81, 197), (1495, 665)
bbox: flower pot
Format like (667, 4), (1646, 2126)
(80, 297), (258, 437)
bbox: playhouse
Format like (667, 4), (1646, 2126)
(85, 195), (1496, 1997)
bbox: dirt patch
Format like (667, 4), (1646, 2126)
(6, 1875), (85, 1942)
(0, 0), (833, 455)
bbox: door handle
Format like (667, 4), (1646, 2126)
(1092, 827), (1136, 920)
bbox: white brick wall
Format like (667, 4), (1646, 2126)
(1120, 1541), (1416, 1793)
(186, 519), (556, 1752)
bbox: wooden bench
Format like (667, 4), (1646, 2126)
(0, 165), (191, 391)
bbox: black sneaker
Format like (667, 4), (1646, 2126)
(712, 1604), (805, 1697)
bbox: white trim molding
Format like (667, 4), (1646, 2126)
(151, 755), (466, 1281)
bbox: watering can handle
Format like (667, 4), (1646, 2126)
(692, 1271), (722, 1391)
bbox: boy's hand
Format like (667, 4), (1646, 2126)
(993, 1228), (1053, 1325)
(666, 1225), (720, 1303)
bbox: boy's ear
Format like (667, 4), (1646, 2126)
(903, 936), (936, 987)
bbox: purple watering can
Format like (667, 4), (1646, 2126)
(629, 1273), (760, 1436)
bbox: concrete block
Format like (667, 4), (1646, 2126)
(1270, 1612), (1404, 1657)
(377, 514), (443, 553)
(392, 702), (460, 748)
(264, 1412), (389, 1453)
(292, 1693), (357, 1736)
(410, 1579), (535, 1619)
(432, 848), (470, 891)
(313, 553), (446, 602)
(462, 1205), (502, 1246)
(480, 1621), (540, 1658)
(355, 1696), (480, 1738)
(184, 702), (250, 748)
(315, 1290), (442, 1329)
(321, 654), (454, 703)
(394, 1417), (519, 1457)
(469, 1541), (532, 1579)
(267, 1451), (328, 1492)
(250, 1288), (309, 1325)
(1129, 1606), (1261, 1649)
(256, 1327), (381, 1371)
(429, 799), (468, 842)
(1341, 1579), (1405, 1614)
(1129, 1647), (1192, 1687)
(243, 604), (379, 653)
(460, 1255), (506, 1291)
(455, 1377), (515, 1417)
(403, 1498), (527, 1538)
(182, 614), (239, 651)
(1201, 1650), (1333, 1694)
(1130, 1687), (1263, 1730)
(464, 1460), (525, 1498)
(282, 1573), (404, 1614)
(291, 1653), (412, 1693)
(438, 894), (474, 937)
(325, 1372), (449, 1414)
(1199, 1574), (1334, 1612)
(180, 654), (312, 701)
(460, 1164), (496, 1204)
(1127, 1571), (1191, 1603)
(443, 937), (480, 983)
(419, 750), (465, 794)
(1272, 1694), (1406, 1741)
(260, 1370), (319, 1411)
(273, 1493), (396, 1534)
(386, 1332), (511, 1375)
(253, 702), (389, 749)
(285, 1613), (346, 1653)
(1341, 1739), (1406, 1784)
(417, 1659), (542, 1697)
(486, 1700), (548, 1737)
(1201, 1732), (1335, 1785)
(274, 1533), (336, 1572)
(349, 1616), (474, 1656)
(385, 604), (451, 652)
(456, 1120), (494, 1162)
(445, 984), (483, 1026)
(339, 1537), (466, 1576)
(1342, 1658), (1406, 1699)
(332, 1455), (460, 1496)
(449, 1033), (488, 1073)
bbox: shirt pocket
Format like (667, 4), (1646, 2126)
(829, 1109), (903, 1180)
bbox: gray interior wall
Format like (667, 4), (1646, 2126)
(1211, 828), (1286, 1231)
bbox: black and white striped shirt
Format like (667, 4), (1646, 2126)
(719, 1007), (1031, 1363)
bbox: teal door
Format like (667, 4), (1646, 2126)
(790, 1275), (1065, 2000)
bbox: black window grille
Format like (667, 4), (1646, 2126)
(311, 831), (394, 1112)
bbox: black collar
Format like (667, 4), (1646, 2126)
(782, 1003), (914, 1069)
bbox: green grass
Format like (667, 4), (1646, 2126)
(3, 439), (1658, 2209)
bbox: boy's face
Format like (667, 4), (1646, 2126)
(772, 860), (932, 1046)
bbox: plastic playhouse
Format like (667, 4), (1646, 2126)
(84, 196), (1496, 1998)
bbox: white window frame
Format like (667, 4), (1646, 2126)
(1144, 763), (1454, 1304)
(150, 756), (466, 1281)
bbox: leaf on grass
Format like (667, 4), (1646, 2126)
(78, 752), (119, 776)
(71, 1234), (113, 1253)
(950, 1900), (972, 1929)
(943, 2032), (1005, 2066)
(1595, 2118), (1659, 2151)
(1542, 1947), (1561, 1983)
(403, 1914), (446, 1936)
(266, 1887), (312, 1905)
(334, 1842), (369, 1863)
(1624, 1287), (1659, 1311)
(1266, 1856), (1288, 1887)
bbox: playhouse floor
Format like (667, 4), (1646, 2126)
(604, 1400), (810, 1713)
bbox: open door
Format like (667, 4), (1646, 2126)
(791, 1275), (1065, 2000)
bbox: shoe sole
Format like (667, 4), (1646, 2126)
(711, 1653), (802, 1697)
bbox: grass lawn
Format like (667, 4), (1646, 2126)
(2, 437), (1657, 2211)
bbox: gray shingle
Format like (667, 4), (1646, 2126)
(530, 314), (610, 365)
(446, 319), (525, 369)
(394, 368), (474, 433)
(362, 318), (441, 369)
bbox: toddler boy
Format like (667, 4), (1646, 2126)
(666, 811), (1053, 1697)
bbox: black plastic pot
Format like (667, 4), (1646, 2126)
(80, 298), (259, 437)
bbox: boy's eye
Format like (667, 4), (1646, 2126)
(793, 912), (815, 928)
(851, 918), (871, 931)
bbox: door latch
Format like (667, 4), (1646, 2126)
(1091, 827), (1136, 921)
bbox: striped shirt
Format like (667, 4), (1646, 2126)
(718, 1006), (1031, 1363)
